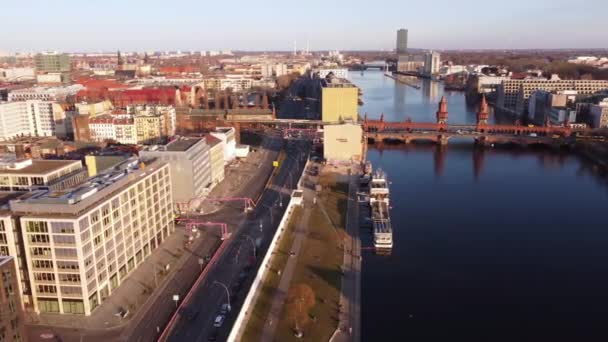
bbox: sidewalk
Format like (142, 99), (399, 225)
(331, 163), (361, 342)
(259, 189), (314, 342)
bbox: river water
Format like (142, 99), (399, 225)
(354, 71), (608, 342)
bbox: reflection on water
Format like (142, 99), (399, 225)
(355, 71), (608, 342)
(353, 71), (505, 124)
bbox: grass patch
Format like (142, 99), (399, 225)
(241, 207), (303, 342)
(273, 173), (349, 342)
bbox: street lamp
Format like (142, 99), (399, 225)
(244, 235), (257, 258)
(213, 281), (231, 308)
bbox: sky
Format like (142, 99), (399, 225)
(1, 0), (607, 52)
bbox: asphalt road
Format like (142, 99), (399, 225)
(115, 136), (284, 342)
(165, 138), (310, 342)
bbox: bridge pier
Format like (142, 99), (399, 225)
(438, 135), (449, 146)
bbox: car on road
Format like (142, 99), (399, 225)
(213, 315), (225, 328)
(220, 303), (232, 314)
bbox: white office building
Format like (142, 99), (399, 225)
(0, 100), (59, 140)
(10, 158), (174, 315)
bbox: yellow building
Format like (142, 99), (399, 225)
(84, 155), (130, 177)
(323, 122), (363, 162)
(321, 79), (359, 123)
(135, 114), (166, 144)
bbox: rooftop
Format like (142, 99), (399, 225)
(0, 157), (81, 175)
(140, 137), (202, 153)
(10, 157), (163, 215)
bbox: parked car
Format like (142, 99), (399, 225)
(220, 303), (232, 314)
(213, 315), (225, 328)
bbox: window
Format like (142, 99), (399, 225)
(53, 235), (75, 245)
(38, 298), (60, 312)
(26, 221), (48, 233)
(62, 299), (85, 314)
(93, 235), (102, 247)
(56, 261), (79, 271)
(33, 260), (53, 269)
(51, 222), (75, 234)
(31, 247), (52, 257)
(59, 274), (81, 283)
(34, 272), (55, 282)
(29, 234), (50, 244)
(54, 248), (77, 258)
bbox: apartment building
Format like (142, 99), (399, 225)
(134, 115), (166, 145)
(139, 138), (211, 205)
(8, 85), (84, 102)
(9, 158), (174, 315)
(0, 100), (61, 140)
(0, 157), (86, 192)
(202, 78), (253, 92)
(34, 53), (71, 73)
(0, 256), (27, 341)
(88, 115), (115, 142)
(496, 79), (608, 115)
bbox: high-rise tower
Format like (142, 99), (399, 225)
(396, 29), (408, 55)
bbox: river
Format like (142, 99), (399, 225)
(354, 71), (608, 342)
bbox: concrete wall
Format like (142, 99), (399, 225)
(324, 123), (363, 162)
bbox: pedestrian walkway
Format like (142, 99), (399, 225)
(259, 191), (314, 342)
(331, 164), (361, 342)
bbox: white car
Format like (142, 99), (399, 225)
(213, 315), (225, 328)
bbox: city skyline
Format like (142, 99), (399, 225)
(2, 0), (607, 52)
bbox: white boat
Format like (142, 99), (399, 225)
(370, 169), (393, 250)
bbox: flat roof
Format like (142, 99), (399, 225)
(166, 138), (201, 152)
(0, 160), (81, 175)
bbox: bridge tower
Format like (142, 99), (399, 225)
(476, 95), (489, 126)
(436, 96), (448, 124)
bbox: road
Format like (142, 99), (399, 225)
(119, 136), (285, 342)
(166, 138), (310, 342)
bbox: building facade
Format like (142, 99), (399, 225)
(10, 158), (174, 315)
(210, 127), (236, 163)
(35, 53), (71, 74)
(396, 29), (408, 55)
(320, 79), (359, 122)
(423, 51), (441, 78)
(139, 138), (211, 205)
(0, 256), (26, 341)
(0, 100), (61, 140)
(206, 135), (225, 188)
(323, 122), (363, 162)
(590, 99), (608, 128)
(0, 158), (86, 192)
(496, 79), (608, 115)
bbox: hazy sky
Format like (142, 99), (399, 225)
(2, 0), (607, 52)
